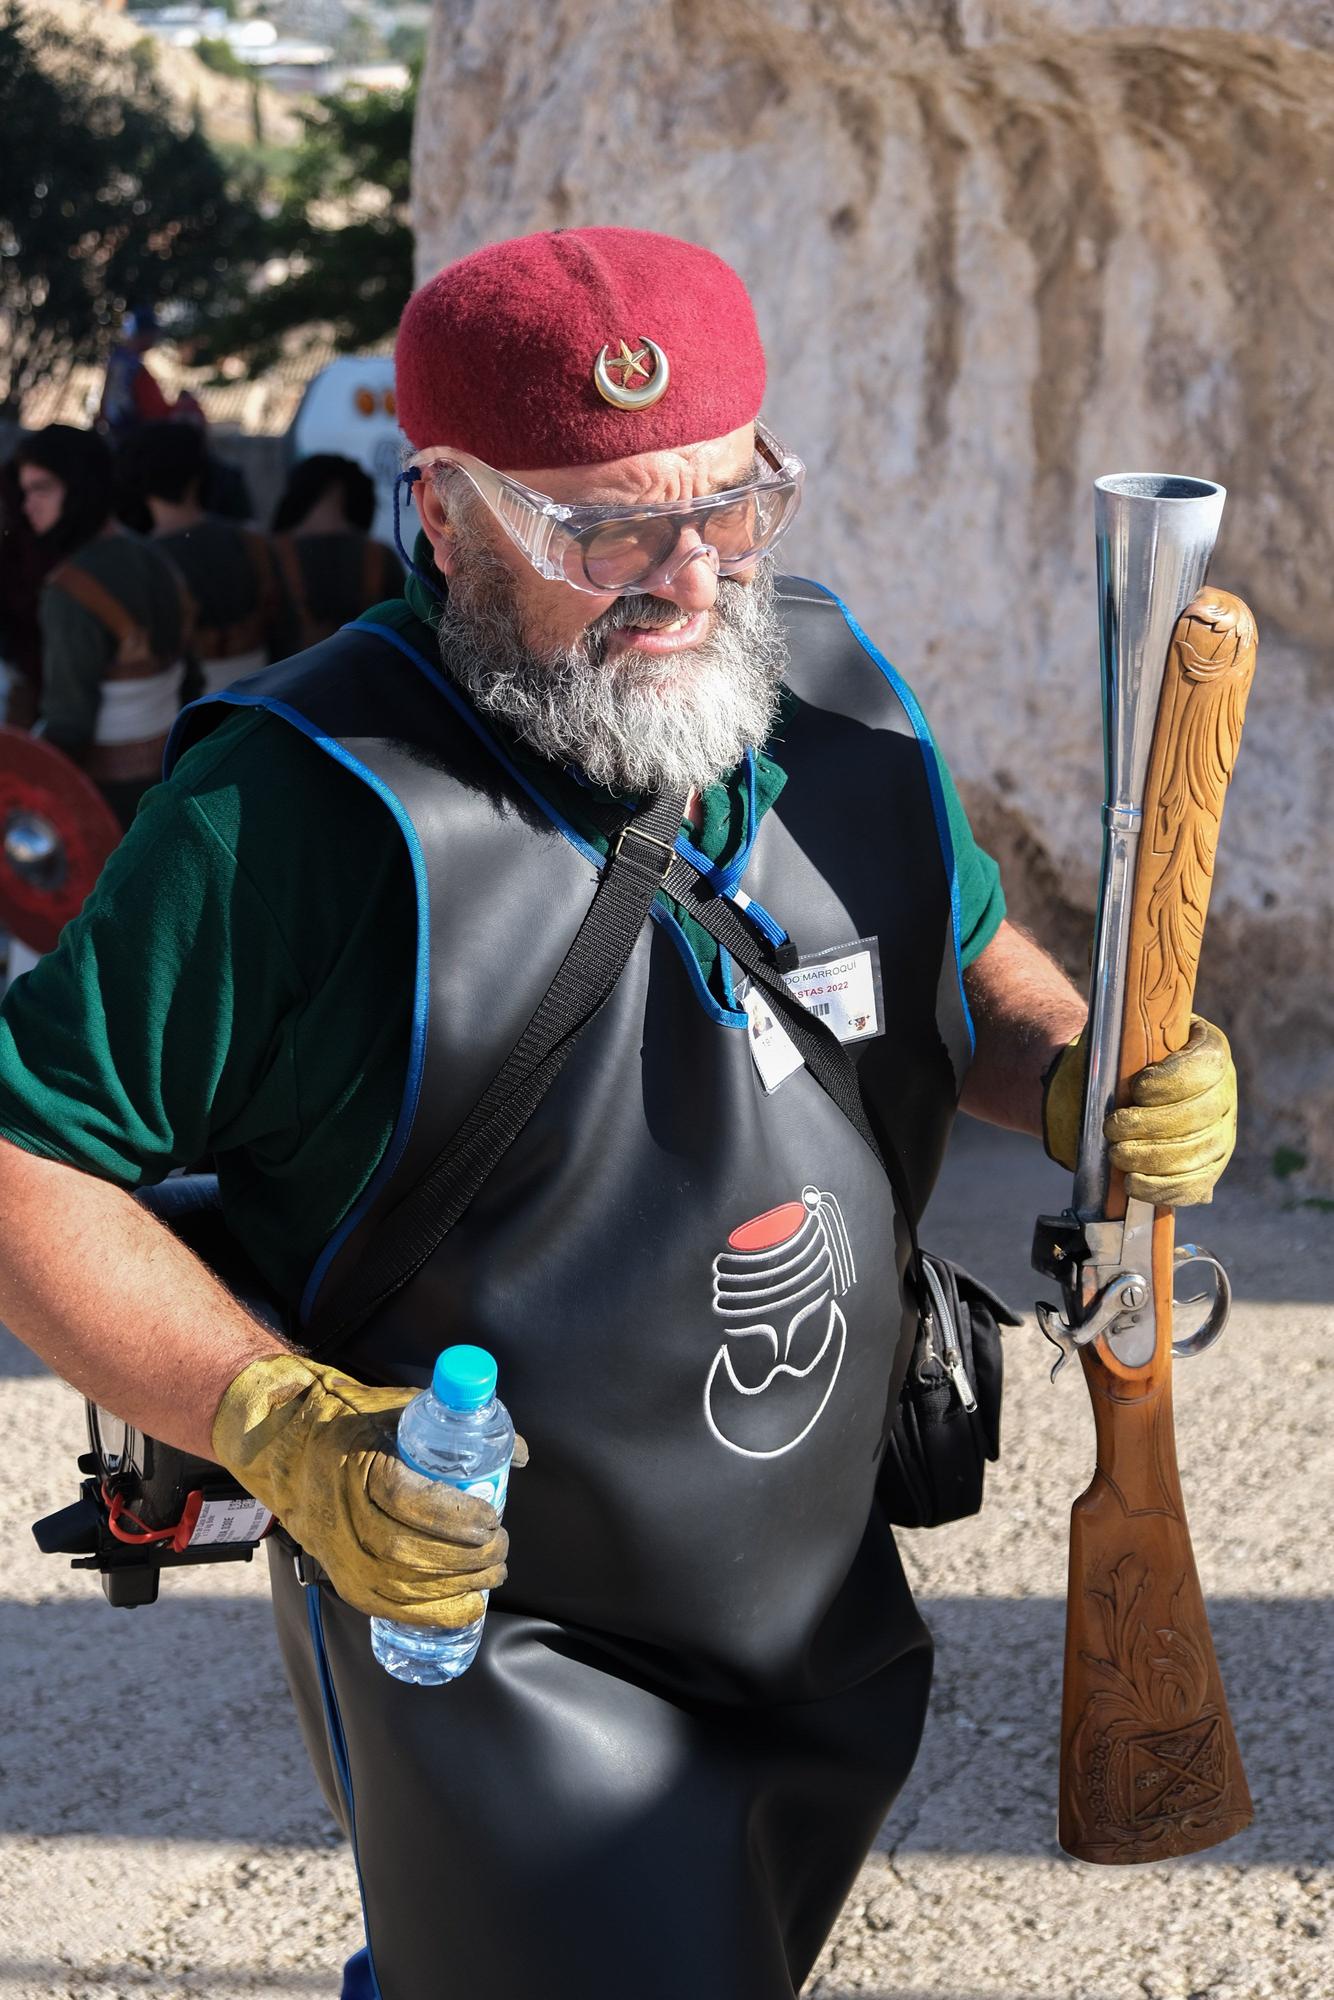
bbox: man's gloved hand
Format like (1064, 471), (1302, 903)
(211, 1353), (525, 1626)
(1043, 1014), (1237, 1207)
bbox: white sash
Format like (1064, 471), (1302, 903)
(95, 663), (186, 745)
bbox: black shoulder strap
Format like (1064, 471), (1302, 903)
(308, 789), (687, 1351)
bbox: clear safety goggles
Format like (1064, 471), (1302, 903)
(408, 422), (805, 597)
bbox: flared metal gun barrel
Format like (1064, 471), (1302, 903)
(1073, 474), (1226, 1219)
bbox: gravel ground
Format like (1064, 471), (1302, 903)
(1, 1118), (1328, 1999)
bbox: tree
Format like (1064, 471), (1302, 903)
(194, 36), (249, 79)
(202, 71), (415, 371)
(0, 3), (261, 419)
(386, 22), (425, 66)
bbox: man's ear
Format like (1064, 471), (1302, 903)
(413, 472), (460, 577)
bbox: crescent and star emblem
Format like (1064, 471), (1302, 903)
(593, 336), (670, 410)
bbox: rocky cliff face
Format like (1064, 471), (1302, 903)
(414, 1), (1334, 1186)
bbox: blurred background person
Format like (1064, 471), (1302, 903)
(98, 306), (204, 443)
(15, 426), (193, 828)
(117, 422), (284, 694)
(0, 456), (54, 729)
(270, 452), (403, 653)
(100, 306), (253, 525)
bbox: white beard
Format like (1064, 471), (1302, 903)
(434, 547), (788, 797)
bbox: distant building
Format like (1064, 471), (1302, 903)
(130, 6), (347, 92)
(323, 60), (409, 93)
(236, 38), (336, 92)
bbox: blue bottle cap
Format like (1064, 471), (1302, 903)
(431, 1344), (498, 1410)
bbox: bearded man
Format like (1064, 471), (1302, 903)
(0, 230), (1237, 1999)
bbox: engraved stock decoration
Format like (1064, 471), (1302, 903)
(1068, 1557), (1233, 1855)
(1122, 594), (1258, 1069)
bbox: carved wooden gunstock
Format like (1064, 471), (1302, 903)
(1059, 590), (1257, 1863)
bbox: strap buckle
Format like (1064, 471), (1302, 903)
(611, 820), (676, 882)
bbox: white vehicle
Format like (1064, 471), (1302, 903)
(287, 355), (406, 548)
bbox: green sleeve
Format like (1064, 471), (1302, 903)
(928, 742), (1006, 969)
(38, 584), (110, 754)
(0, 719), (306, 1185)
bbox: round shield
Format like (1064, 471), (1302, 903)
(0, 728), (122, 955)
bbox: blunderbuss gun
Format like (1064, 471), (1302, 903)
(1032, 474), (1257, 1864)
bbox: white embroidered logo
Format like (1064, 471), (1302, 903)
(704, 1186), (856, 1459)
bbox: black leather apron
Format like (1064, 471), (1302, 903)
(170, 575), (974, 1999)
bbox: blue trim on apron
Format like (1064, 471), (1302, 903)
(167, 685), (435, 1329)
(356, 617), (771, 1032)
(788, 579), (977, 1056)
(341, 1949), (378, 2000)
(654, 908), (748, 1028)
(304, 1586), (383, 2000)
(355, 619), (607, 870)
(358, 619), (790, 947)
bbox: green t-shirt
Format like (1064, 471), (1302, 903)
(0, 587), (1003, 1306)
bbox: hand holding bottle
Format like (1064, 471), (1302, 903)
(210, 1351), (520, 1625)
(371, 1346), (519, 1684)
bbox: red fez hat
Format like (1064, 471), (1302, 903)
(395, 227), (766, 470)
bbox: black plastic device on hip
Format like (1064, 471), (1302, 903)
(31, 1395), (273, 1607)
(30, 1176), (284, 1607)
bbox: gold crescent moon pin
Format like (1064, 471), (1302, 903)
(593, 337), (670, 411)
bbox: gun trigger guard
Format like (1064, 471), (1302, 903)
(1170, 1243), (1232, 1358)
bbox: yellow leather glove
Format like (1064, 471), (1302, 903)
(211, 1353), (524, 1626)
(1043, 1014), (1237, 1207)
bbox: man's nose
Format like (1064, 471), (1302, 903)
(645, 530), (720, 612)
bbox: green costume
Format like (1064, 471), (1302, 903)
(38, 529), (191, 826)
(39, 533), (187, 756)
(154, 519), (282, 691)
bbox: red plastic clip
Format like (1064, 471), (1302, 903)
(102, 1482), (203, 1551)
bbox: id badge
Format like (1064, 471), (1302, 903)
(739, 936), (884, 1094)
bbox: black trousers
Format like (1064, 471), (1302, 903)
(268, 1546), (933, 2000)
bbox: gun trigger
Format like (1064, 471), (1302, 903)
(1036, 1299), (1076, 1380)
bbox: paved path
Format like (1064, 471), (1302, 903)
(1, 1121), (1329, 1998)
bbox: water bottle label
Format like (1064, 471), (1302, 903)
(463, 1466), (509, 1514)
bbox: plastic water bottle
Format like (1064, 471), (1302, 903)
(370, 1345), (514, 1686)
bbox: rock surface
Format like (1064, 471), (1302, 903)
(413, 0), (1334, 1186)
